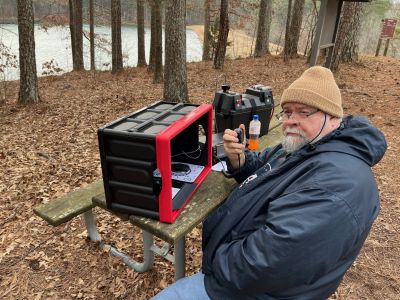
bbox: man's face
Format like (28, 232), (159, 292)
(280, 103), (333, 153)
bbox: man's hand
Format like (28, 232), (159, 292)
(223, 124), (246, 170)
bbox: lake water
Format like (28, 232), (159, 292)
(0, 24), (203, 81)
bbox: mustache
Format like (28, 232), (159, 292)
(284, 127), (306, 137)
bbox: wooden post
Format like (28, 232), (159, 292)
(383, 39), (390, 56)
(375, 38), (382, 56)
(324, 0), (343, 69)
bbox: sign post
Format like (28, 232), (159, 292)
(376, 19), (398, 57)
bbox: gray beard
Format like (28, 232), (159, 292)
(281, 135), (308, 153)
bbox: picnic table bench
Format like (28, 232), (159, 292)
(34, 102), (282, 280)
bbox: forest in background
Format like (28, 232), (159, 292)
(1, 0), (400, 106)
(1, 0), (400, 57)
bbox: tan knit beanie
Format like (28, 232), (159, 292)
(281, 66), (343, 117)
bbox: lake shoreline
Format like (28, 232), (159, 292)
(0, 23), (203, 82)
(1, 23), (267, 84)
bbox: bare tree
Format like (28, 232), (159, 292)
(330, 2), (365, 71)
(148, 0), (157, 71)
(111, 0), (123, 73)
(68, 0), (76, 65)
(69, 0), (84, 70)
(89, 0), (95, 70)
(202, 0), (212, 61)
(153, 0), (163, 83)
(284, 0), (305, 60)
(17, 0), (40, 104)
(304, 0), (318, 59)
(137, 0), (147, 67)
(288, 0), (305, 58)
(254, 0), (272, 57)
(164, 0), (188, 102)
(283, 0), (292, 62)
(214, 0), (229, 69)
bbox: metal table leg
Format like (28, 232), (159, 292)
(174, 238), (186, 280)
(83, 209), (154, 272)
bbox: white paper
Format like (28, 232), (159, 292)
(153, 163), (205, 183)
(172, 187), (180, 199)
(212, 161), (227, 172)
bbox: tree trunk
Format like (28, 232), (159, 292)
(148, 0), (156, 71)
(283, 0), (292, 62)
(73, 0), (84, 70)
(254, 0), (272, 57)
(330, 2), (364, 71)
(341, 4), (363, 62)
(69, 0), (84, 70)
(164, 0), (188, 102)
(153, 0), (163, 83)
(17, 0), (40, 104)
(213, 0), (229, 69)
(202, 0), (212, 61)
(305, 0), (318, 59)
(111, 0), (123, 73)
(89, 0), (95, 70)
(137, 0), (147, 67)
(287, 0), (305, 58)
(68, 0), (76, 67)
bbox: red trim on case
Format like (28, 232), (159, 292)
(156, 104), (213, 223)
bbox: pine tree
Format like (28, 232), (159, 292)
(164, 0), (188, 102)
(17, 0), (40, 104)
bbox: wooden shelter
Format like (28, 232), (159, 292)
(310, 0), (371, 68)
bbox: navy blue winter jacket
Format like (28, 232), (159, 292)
(202, 116), (387, 300)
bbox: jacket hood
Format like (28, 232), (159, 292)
(300, 115), (387, 167)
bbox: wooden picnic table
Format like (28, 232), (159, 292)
(34, 101), (283, 280)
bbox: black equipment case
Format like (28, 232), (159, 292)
(98, 101), (213, 223)
(213, 84), (274, 138)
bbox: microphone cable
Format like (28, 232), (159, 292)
(307, 112), (327, 146)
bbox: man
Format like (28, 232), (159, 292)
(152, 66), (387, 299)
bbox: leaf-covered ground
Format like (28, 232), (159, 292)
(0, 55), (399, 299)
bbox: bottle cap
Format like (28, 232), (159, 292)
(221, 84), (230, 92)
(253, 114), (259, 121)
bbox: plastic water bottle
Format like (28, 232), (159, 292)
(248, 115), (261, 151)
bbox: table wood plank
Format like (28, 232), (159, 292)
(34, 180), (103, 226)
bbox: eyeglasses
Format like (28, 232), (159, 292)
(276, 109), (319, 121)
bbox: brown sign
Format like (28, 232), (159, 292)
(380, 19), (397, 39)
